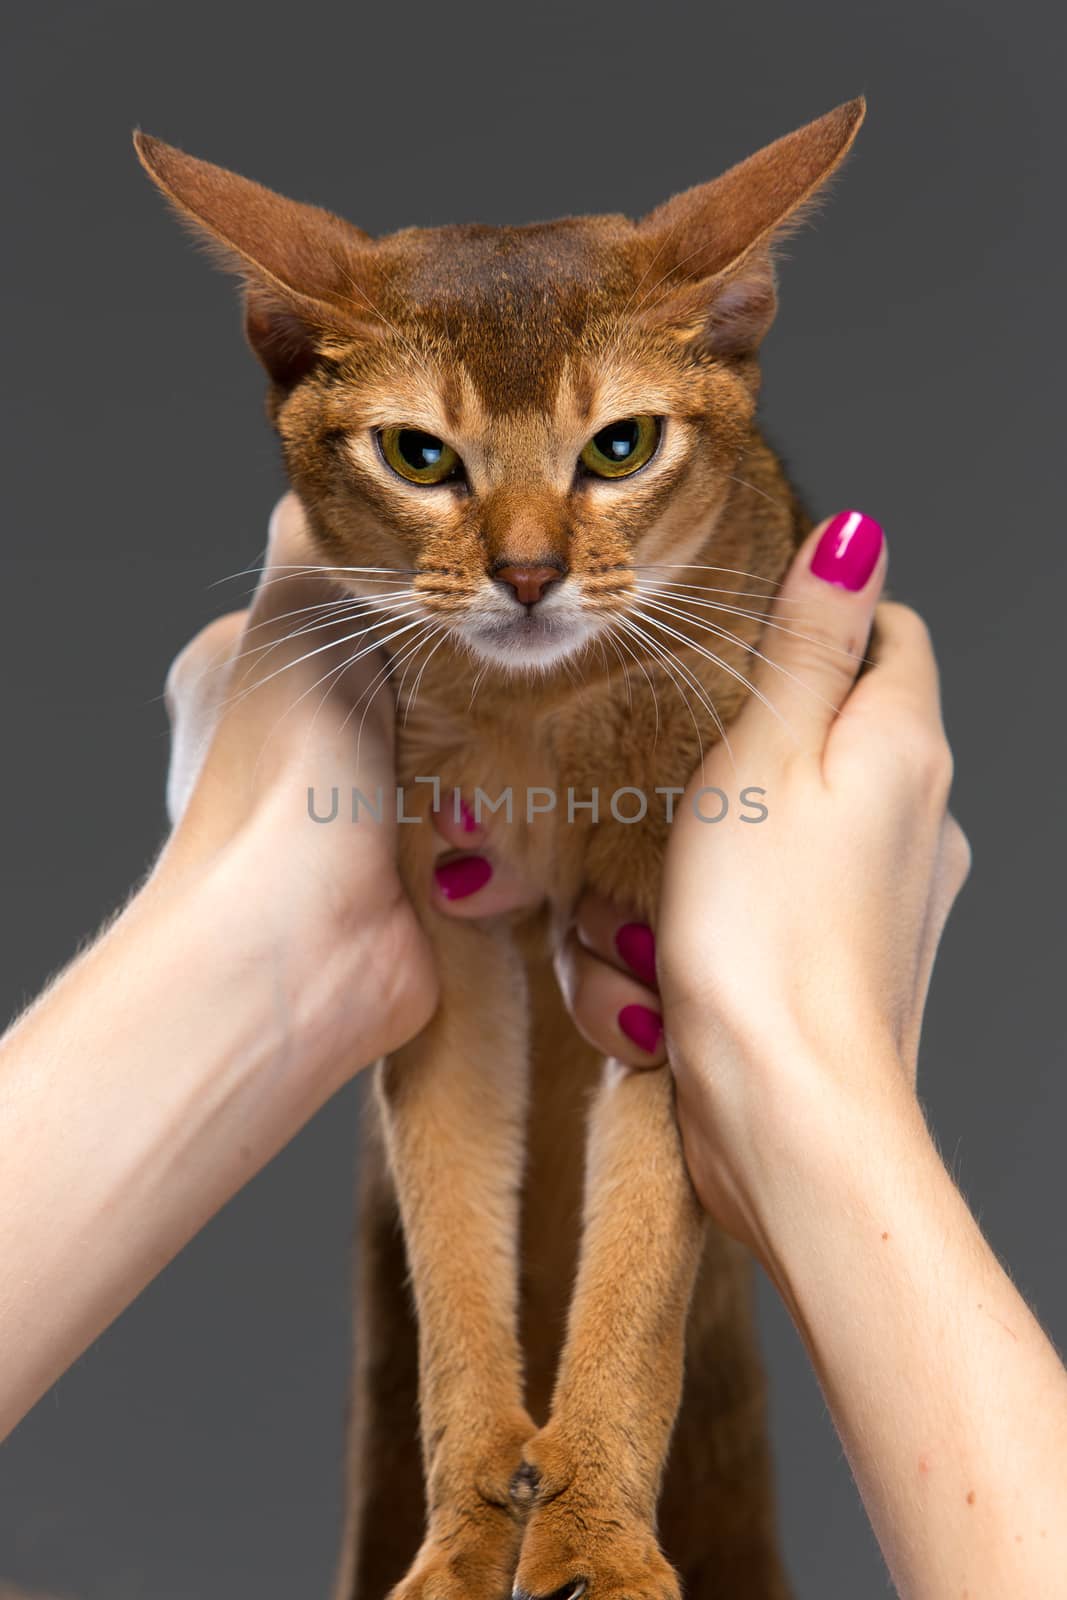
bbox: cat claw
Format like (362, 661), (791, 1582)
(513, 1584), (587, 1600)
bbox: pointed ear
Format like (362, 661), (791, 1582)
(133, 133), (379, 387)
(636, 98), (865, 357)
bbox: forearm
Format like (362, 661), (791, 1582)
(0, 840), (347, 1441)
(747, 1061), (1067, 1598)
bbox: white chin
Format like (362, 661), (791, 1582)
(459, 616), (597, 673)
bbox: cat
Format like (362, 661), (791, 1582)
(135, 98), (864, 1600)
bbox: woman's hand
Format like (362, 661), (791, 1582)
(0, 492), (442, 1436)
(528, 512), (970, 1252)
(160, 491), (438, 1082)
(658, 514), (970, 1244)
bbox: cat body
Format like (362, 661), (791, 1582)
(136, 99), (863, 1599)
(334, 430), (802, 1600)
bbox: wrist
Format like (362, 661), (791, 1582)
(672, 1017), (931, 1264)
(131, 844), (337, 1098)
(743, 1057), (939, 1292)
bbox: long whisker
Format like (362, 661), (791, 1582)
(352, 621), (442, 757)
(638, 582), (867, 666)
(605, 622), (661, 742)
(217, 593), (420, 684)
(393, 621), (437, 718)
(244, 611), (434, 782)
(636, 606), (790, 737)
(631, 603), (787, 730)
(223, 609), (428, 714)
(467, 659), (492, 713)
(721, 471), (793, 512)
(615, 614), (720, 761)
(636, 561), (785, 589)
(291, 617), (439, 775)
(169, 597), (368, 707)
(636, 575), (805, 609)
(599, 632), (633, 715)
(402, 622), (454, 727)
(210, 560), (415, 591)
(241, 590), (414, 647)
(239, 594), (370, 638)
(342, 620), (438, 743)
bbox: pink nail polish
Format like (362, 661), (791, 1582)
(618, 1003), (663, 1054)
(458, 796), (479, 834)
(810, 510), (884, 591)
(434, 855), (492, 900)
(615, 923), (657, 991)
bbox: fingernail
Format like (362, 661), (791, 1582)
(458, 796), (480, 834)
(618, 1003), (663, 1054)
(434, 855), (492, 900)
(615, 923), (657, 990)
(810, 510), (884, 591)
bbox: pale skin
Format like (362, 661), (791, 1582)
(0, 495), (1064, 1598)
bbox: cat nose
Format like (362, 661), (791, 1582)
(492, 562), (566, 608)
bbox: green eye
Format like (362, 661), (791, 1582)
(579, 415), (660, 479)
(379, 426), (462, 485)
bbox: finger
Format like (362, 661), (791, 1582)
(428, 790), (544, 917)
(733, 509), (887, 758)
(835, 600), (945, 737)
(573, 891), (659, 991)
(430, 849), (545, 920)
(555, 930), (665, 1068)
(827, 603), (952, 802)
(431, 790), (490, 852)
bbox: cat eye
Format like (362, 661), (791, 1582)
(579, 415), (661, 479)
(378, 426), (463, 486)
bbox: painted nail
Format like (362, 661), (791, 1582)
(458, 796), (480, 834)
(810, 510), (884, 591)
(615, 923), (658, 990)
(618, 1003), (664, 1054)
(434, 855), (492, 900)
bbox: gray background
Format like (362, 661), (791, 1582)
(1, 0), (1064, 1594)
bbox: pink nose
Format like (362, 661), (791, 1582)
(494, 564), (564, 607)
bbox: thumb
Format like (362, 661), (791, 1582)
(736, 508), (887, 756)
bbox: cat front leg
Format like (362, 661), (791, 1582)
(378, 915), (535, 1600)
(513, 1062), (705, 1600)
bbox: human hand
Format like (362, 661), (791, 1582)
(551, 513), (970, 1250)
(158, 492), (438, 1082)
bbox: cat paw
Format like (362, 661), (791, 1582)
(389, 1410), (535, 1600)
(512, 1521), (680, 1600)
(388, 1512), (520, 1600)
(510, 1429), (681, 1600)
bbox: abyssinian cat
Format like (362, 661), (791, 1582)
(134, 99), (865, 1600)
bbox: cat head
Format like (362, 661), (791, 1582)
(136, 101), (863, 674)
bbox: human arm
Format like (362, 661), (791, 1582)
(0, 494), (437, 1441)
(551, 513), (1067, 1597)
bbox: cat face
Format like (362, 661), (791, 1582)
(135, 100), (863, 674)
(273, 222), (756, 672)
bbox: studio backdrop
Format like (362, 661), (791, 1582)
(1, 1), (1064, 1596)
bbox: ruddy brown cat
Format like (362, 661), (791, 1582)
(136, 98), (865, 1600)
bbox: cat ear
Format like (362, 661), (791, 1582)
(133, 133), (380, 387)
(636, 98), (865, 356)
